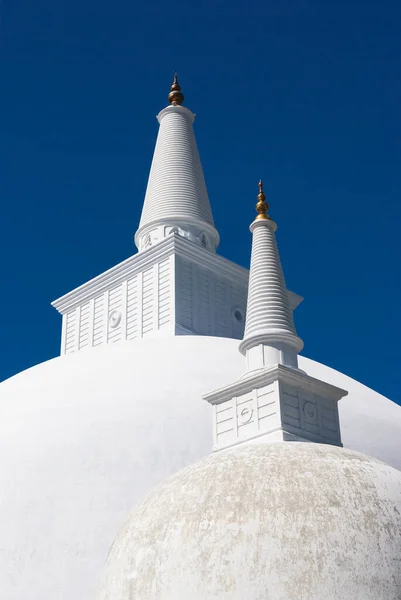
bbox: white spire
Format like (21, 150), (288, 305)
(135, 76), (220, 253)
(239, 181), (303, 372)
(203, 180), (347, 452)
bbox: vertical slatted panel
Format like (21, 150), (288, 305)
(62, 256), (248, 351)
(142, 268), (154, 335)
(214, 279), (230, 337)
(93, 295), (105, 347)
(65, 310), (77, 354)
(126, 275), (139, 339)
(196, 266), (210, 334)
(231, 283), (247, 339)
(78, 302), (91, 349)
(107, 284), (123, 343)
(158, 259), (170, 328)
(177, 257), (193, 330)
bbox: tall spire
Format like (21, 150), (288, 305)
(239, 181), (303, 371)
(135, 76), (220, 253)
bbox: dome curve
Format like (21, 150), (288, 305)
(0, 335), (400, 600)
(100, 443), (401, 600)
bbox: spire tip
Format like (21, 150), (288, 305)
(168, 73), (184, 106)
(255, 179), (270, 220)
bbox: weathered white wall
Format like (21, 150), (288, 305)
(100, 443), (401, 600)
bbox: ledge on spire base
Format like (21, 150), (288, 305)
(135, 219), (220, 254)
(203, 364), (347, 452)
(239, 330), (304, 373)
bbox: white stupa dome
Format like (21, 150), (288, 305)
(0, 336), (400, 600)
(100, 442), (401, 600)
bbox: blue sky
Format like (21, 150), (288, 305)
(0, 0), (400, 403)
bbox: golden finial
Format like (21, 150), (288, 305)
(168, 73), (184, 106)
(255, 179), (270, 220)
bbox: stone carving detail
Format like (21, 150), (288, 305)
(167, 226), (190, 240)
(109, 310), (122, 329)
(232, 307), (244, 322)
(303, 401), (318, 424)
(239, 406), (253, 424)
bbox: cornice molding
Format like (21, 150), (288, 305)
(239, 331), (304, 355)
(52, 235), (303, 316)
(52, 236), (175, 314)
(213, 425), (343, 453)
(134, 217), (220, 253)
(203, 363), (348, 405)
(157, 104), (195, 124)
(52, 235), (249, 315)
(174, 236), (248, 282)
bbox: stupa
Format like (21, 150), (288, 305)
(0, 76), (400, 600)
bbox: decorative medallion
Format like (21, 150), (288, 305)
(303, 402), (318, 424)
(109, 310), (122, 329)
(239, 406), (253, 424)
(232, 307), (244, 322)
(168, 226), (188, 239)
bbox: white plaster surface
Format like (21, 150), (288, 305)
(135, 105), (219, 251)
(100, 443), (401, 600)
(0, 335), (400, 599)
(239, 218), (303, 371)
(207, 365), (346, 450)
(52, 235), (252, 352)
(241, 219), (299, 349)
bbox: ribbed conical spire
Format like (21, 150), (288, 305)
(239, 181), (303, 371)
(203, 182), (346, 452)
(135, 76), (219, 253)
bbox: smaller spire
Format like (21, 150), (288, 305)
(168, 73), (184, 106)
(239, 178), (303, 369)
(255, 179), (270, 220)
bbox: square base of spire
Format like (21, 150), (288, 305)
(203, 364), (347, 452)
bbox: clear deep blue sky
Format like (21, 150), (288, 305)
(1, 0), (400, 403)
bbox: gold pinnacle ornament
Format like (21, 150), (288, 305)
(255, 179), (270, 220)
(168, 74), (184, 106)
